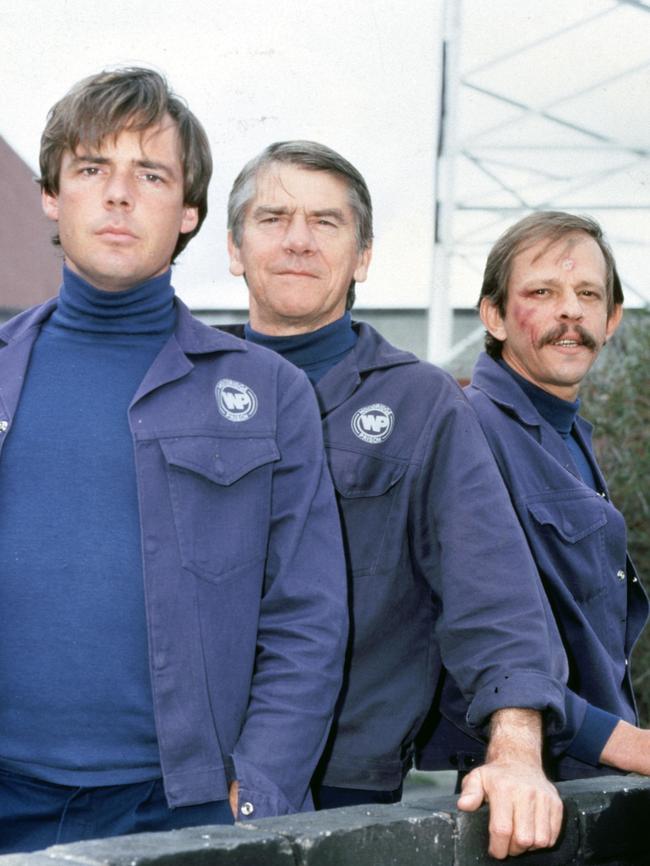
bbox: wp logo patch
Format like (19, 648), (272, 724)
(215, 379), (258, 422)
(351, 403), (394, 444)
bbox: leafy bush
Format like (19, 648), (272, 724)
(580, 309), (650, 724)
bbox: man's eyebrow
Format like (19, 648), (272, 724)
(251, 205), (347, 222)
(68, 154), (176, 177)
(136, 159), (177, 177)
(252, 205), (292, 218)
(519, 276), (604, 290)
(69, 153), (109, 165)
(311, 208), (346, 223)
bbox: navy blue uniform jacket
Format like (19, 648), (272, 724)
(0, 299), (348, 818)
(224, 322), (568, 790)
(462, 353), (648, 779)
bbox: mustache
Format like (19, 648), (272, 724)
(538, 324), (598, 351)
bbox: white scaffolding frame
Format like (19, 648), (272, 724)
(429, 0), (650, 364)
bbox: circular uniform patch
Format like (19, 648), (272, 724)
(215, 379), (258, 422)
(351, 403), (395, 444)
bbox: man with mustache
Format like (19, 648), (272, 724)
(447, 211), (649, 780)
(224, 141), (575, 860)
(0, 70), (347, 852)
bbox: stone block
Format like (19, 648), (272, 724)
(558, 775), (650, 864)
(248, 802), (455, 866)
(0, 856), (85, 866)
(28, 824), (294, 866)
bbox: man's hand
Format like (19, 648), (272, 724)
(456, 708), (563, 859)
(229, 780), (239, 819)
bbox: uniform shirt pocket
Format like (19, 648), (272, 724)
(526, 492), (607, 602)
(160, 435), (279, 583)
(327, 446), (408, 576)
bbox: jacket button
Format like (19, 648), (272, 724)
(0, 421), (8, 432)
(240, 801), (255, 817)
(617, 570), (626, 581)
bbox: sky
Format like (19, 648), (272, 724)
(1, 0), (442, 310)
(1, 0), (648, 314)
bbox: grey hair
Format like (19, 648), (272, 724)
(227, 140), (373, 310)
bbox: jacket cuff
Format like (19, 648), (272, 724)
(232, 754), (309, 820)
(466, 670), (566, 733)
(565, 705), (621, 766)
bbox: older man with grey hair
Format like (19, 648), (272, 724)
(222, 140), (572, 860)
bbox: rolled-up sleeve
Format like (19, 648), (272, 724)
(414, 390), (568, 734)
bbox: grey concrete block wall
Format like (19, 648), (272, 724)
(2, 776), (650, 865)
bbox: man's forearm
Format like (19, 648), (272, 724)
(600, 720), (650, 775)
(487, 707), (544, 763)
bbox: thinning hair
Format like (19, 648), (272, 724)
(39, 66), (212, 260)
(479, 211), (623, 358)
(227, 140), (373, 310)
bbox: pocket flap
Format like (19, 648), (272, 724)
(160, 436), (280, 486)
(526, 496), (606, 543)
(327, 448), (407, 498)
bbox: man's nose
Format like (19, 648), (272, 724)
(103, 170), (134, 209)
(558, 288), (585, 320)
(283, 215), (315, 254)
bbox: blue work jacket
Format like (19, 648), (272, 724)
(223, 322), (568, 790)
(463, 353), (648, 778)
(0, 299), (348, 818)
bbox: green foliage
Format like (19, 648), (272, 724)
(580, 309), (650, 724)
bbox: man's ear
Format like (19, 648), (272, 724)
(41, 188), (59, 222)
(227, 231), (245, 277)
(605, 303), (623, 342)
(180, 205), (199, 235)
(479, 297), (507, 341)
(353, 244), (372, 284)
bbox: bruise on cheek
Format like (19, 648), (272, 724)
(510, 301), (539, 344)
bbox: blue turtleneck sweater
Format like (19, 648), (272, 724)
(244, 312), (357, 385)
(0, 266), (175, 785)
(498, 360), (599, 491)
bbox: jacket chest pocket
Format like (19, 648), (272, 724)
(327, 447), (408, 576)
(526, 493), (608, 603)
(160, 435), (279, 583)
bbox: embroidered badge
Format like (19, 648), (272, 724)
(215, 379), (258, 422)
(351, 403), (395, 444)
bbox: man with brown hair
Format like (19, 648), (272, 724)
(0, 70), (347, 852)
(462, 211), (648, 780)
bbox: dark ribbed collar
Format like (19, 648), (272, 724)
(498, 359), (580, 437)
(244, 312), (357, 383)
(50, 265), (176, 336)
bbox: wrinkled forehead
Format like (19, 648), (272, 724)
(251, 162), (352, 208)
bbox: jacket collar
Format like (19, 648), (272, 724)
(471, 352), (595, 436)
(470, 352), (601, 486)
(172, 299), (247, 356)
(471, 352), (551, 429)
(314, 321), (418, 414)
(0, 298), (58, 346)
